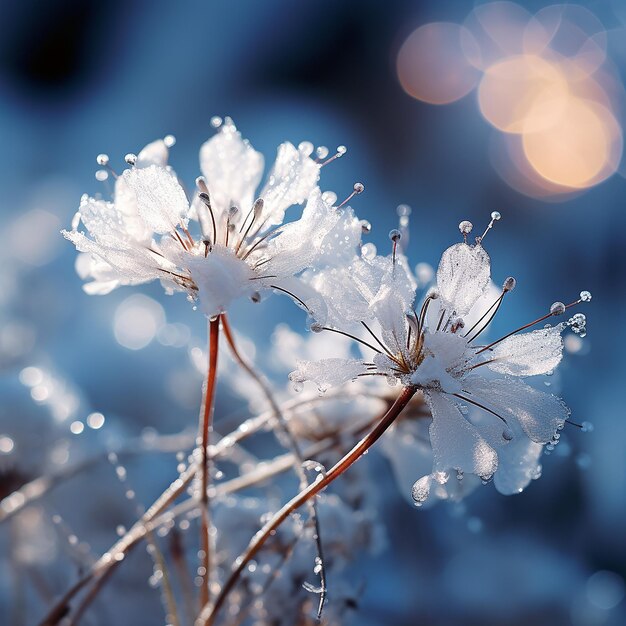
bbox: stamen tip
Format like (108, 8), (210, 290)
(550, 301), (566, 316)
(503, 277), (516, 292)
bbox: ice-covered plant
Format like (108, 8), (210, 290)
(7, 123), (589, 626)
(293, 215), (591, 502)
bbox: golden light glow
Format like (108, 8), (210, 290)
(396, 2), (624, 199)
(478, 55), (569, 133)
(397, 22), (480, 105)
(522, 97), (622, 188)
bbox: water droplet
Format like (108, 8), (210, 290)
(458, 220), (473, 235)
(411, 477), (430, 504)
(316, 146), (329, 160)
(491, 211), (501, 221)
(124, 153), (137, 166)
(353, 182), (364, 194)
(163, 134), (176, 147)
(361, 242), (376, 260)
(210, 116), (223, 128)
(580, 290), (592, 302)
(503, 277), (516, 292)
(550, 301), (565, 315)
(95, 169), (109, 182)
(360, 220), (372, 234)
(298, 141), (314, 156)
(96, 153), (109, 166)
(389, 229), (402, 242)
(502, 428), (513, 441)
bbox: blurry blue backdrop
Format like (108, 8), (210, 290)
(0, 0), (624, 625)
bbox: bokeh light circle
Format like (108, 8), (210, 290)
(522, 97), (622, 188)
(397, 22), (480, 105)
(478, 55), (569, 134)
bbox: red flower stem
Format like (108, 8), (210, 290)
(197, 384), (417, 626)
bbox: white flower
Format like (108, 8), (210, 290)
(291, 222), (590, 502)
(63, 119), (361, 321)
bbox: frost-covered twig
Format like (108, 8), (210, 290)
(197, 385), (418, 626)
(39, 462), (197, 625)
(221, 314), (328, 617)
(0, 431), (196, 524)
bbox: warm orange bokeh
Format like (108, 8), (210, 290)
(397, 2), (624, 200)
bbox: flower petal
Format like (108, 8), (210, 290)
(436, 242), (490, 316)
(136, 139), (169, 168)
(289, 358), (369, 393)
(465, 376), (569, 443)
(268, 275), (328, 327)
(64, 230), (171, 291)
(487, 325), (564, 376)
(258, 142), (320, 227)
(121, 165), (189, 234)
(470, 413), (543, 496)
(427, 391), (498, 478)
(199, 119), (264, 218)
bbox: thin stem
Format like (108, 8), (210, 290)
(452, 393), (508, 425)
(197, 386), (418, 626)
(321, 326), (384, 357)
(477, 298), (581, 355)
(198, 317), (220, 609)
(463, 292), (504, 341)
(38, 390), (393, 625)
(39, 463), (197, 625)
(170, 528), (196, 626)
(360, 322), (395, 360)
(221, 315), (328, 617)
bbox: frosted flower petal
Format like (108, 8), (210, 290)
(136, 139), (169, 168)
(427, 391), (498, 477)
(487, 325), (564, 376)
(436, 243), (490, 316)
(259, 142), (320, 227)
(199, 120), (264, 219)
(290, 359), (368, 393)
(467, 377), (569, 443)
(121, 165), (189, 234)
